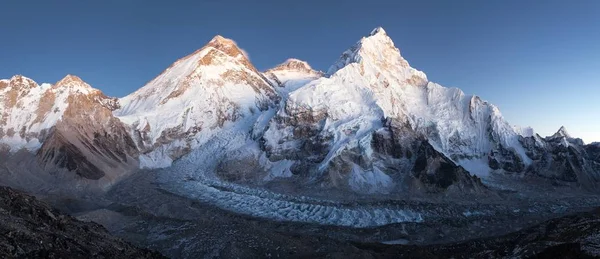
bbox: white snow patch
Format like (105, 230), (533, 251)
(349, 165), (394, 194)
(459, 158), (492, 178)
(381, 239), (409, 245)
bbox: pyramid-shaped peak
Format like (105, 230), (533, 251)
(61, 74), (84, 81)
(270, 58), (316, 73)
(362, 27), (394, 45)
(209, 35), (238, 46)
(327, 26), (413, 75)
(205, 35), (245, 57)
(369, 27), (387, 36)
(557, 126), (571, 137)
(54, 74), (94, 91)
(194, 34), (255, 67)
(56, 74), (85, 85)
(550, 126), (572, 139)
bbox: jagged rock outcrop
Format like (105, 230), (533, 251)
(372, 118), (484, 193)
(0, 186), (164, 258)
(519, 127), (600, 187)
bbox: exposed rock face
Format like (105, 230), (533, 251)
(37, 80), (138, 180)
(263, 98), (485, 194)
(519, 127), (600, 187)
(488, 143), (526, 173)
(0, 186), (164, 258)
(0, 75), (138, 183)
(586, 142), (600, 162)
(263, 103), (330, 170)
(375, 118), (484, 193)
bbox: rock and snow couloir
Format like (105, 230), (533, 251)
(1, 27), (599, 193)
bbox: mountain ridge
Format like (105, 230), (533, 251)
(1, 27), (599, 193)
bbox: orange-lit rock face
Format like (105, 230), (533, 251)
(37, 89), (139, 180)
(0, 73), (137, 181)
(31, 91), (56, 125)
(3, 76), (38, 109)
(0, 80), (8, 90)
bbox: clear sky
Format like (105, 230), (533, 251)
(1, 0), (599, 143)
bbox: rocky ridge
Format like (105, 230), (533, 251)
(0, 186), (164, 258)
(0, 27), (598, 195)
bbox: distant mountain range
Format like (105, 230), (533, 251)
(1, 27), (599, 194)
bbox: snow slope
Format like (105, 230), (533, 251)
(115, 35), (279, 168)
(0, 75), (115, 152)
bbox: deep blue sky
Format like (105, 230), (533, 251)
(1, 0), (599, 142)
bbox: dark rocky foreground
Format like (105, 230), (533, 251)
(0, 186), (164, 259)
(2, 180), (600, 258)
(349, 208), (600, 258)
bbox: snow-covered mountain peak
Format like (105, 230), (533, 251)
(326, 27), (425, 86)
(208, 35), (237, 48)
(114, 34), (279, 168)
(264, 58), (323, 94)
(55, 74), (86, 86)
(117, 34), (277, 115)
(369, 26), (387, 36)
(551, 126), (572, 139)
(203, 35), (251, 65)
(53, 74), (97, 95)
(267, 58), (320, 74)
(544, 126), (588, 147)
(6, 75), (38, 89)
